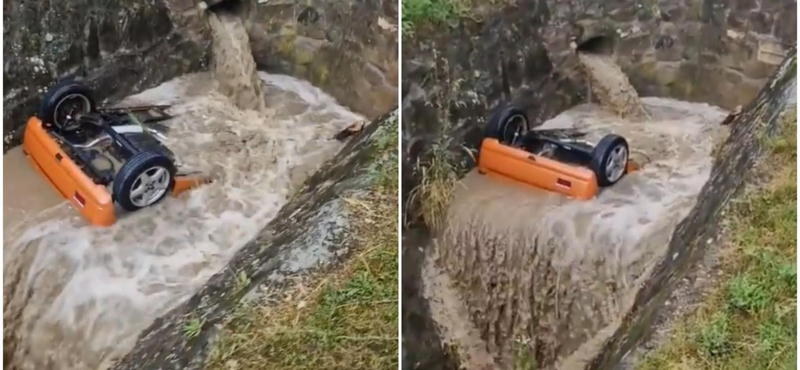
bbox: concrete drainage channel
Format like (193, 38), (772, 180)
(3, 1), (398, 369)
(400, 1), (796, 367)
(408, 58), (796, 370)
(3, 71), (362, 370)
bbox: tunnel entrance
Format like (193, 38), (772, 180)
(576, 35), (614, 55)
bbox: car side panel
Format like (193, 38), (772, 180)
(478, 138), (599, 200)
(23, 117), (116, 226)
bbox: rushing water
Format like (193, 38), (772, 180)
(578, 53), (649, 120)
(3, 71), (362, 370)
(425, 98), (729, 369)
(209, 12), (266, 113)
(5, 10), (365, 368)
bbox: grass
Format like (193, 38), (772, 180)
(205, 122), (399, 370)
(407, 141), (458, 232)
(402, 0), (461, 35)
(369, 115), (399, 192)
(637, 110), (797, 370)
(184, 316), (204, 340)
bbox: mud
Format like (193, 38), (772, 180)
(425, 98), (728, 369)
(578, 53), (649, 120)
(209, 12), (266, 113)
(2, 72), (363, 370)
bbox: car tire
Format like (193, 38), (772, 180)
(113, 151), (176, 212)
(590, 134), (629, 186)
(486, 106), (529, 146)
(39, 80), (96, 131)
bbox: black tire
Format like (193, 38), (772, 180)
(486, 106), (529, 146)
(590, 134), (629, 186)
(113, 151), (176, 212)
(39, 80), (96, 131)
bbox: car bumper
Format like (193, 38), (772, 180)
(478, 138), (600, 200)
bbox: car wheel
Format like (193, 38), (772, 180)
(590, 134), (629, 186)
(486, 106), (529, 146)
(113, 151), (176, 212)
(39, 80), (96, 132)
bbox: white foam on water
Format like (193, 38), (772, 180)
(4, 71), (364, 370)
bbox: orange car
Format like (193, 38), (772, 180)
(478, 106), (632, 200)
(23, 80), (206, 226)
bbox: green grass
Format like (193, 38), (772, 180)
(183, 316), (204, 340)
(402, 0), (461, 35)
(637, 110), (797, 370)
(205, 123), (399, 370)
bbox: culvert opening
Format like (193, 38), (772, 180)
(204, 0), (243, 13)
(3, 7), (365, 370)
(576, 35), (614, 55)
(574, 34), (649, 120)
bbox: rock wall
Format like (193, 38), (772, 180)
(3, 0), (211, 152)
(111, 110), (398, 370)
(242, 0), (398, 119)
(402, 0), (795, 173)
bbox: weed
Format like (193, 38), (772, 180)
(402, 0), (460, 35)
(726, 274), (769, 314)
(408, 143), (457, 231)
(407, 50), (462, 231)
(513, 337), (537, 370)
(183, 316), (204, 340)
(369, 114), (400, 192)
(696, 312), (731, 358)
(234, 271), (251, 294)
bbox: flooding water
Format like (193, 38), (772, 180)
(424, 98), (728, 369)
(578, 53), (649, 120)
(209, 12), (266, 113)
(3, 69), (362, 369)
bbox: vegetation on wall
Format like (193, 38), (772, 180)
(401, 0), (461, 35)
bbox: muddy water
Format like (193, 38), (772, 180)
(578, 53), (648, 120)
(425, 98), (728, 369)
(209, 12), (266, 113)
(3, 72), (363, 370)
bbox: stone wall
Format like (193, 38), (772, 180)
(242, 0), (398, 119)
(3, 0), (210, 152)
(402, 0), (795, 173)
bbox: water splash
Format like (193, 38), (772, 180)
(425, 98), (729, 369)
(209, 12), (266, 113)
(3, 72), (363, 370)
(578, 53), (649, 120)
